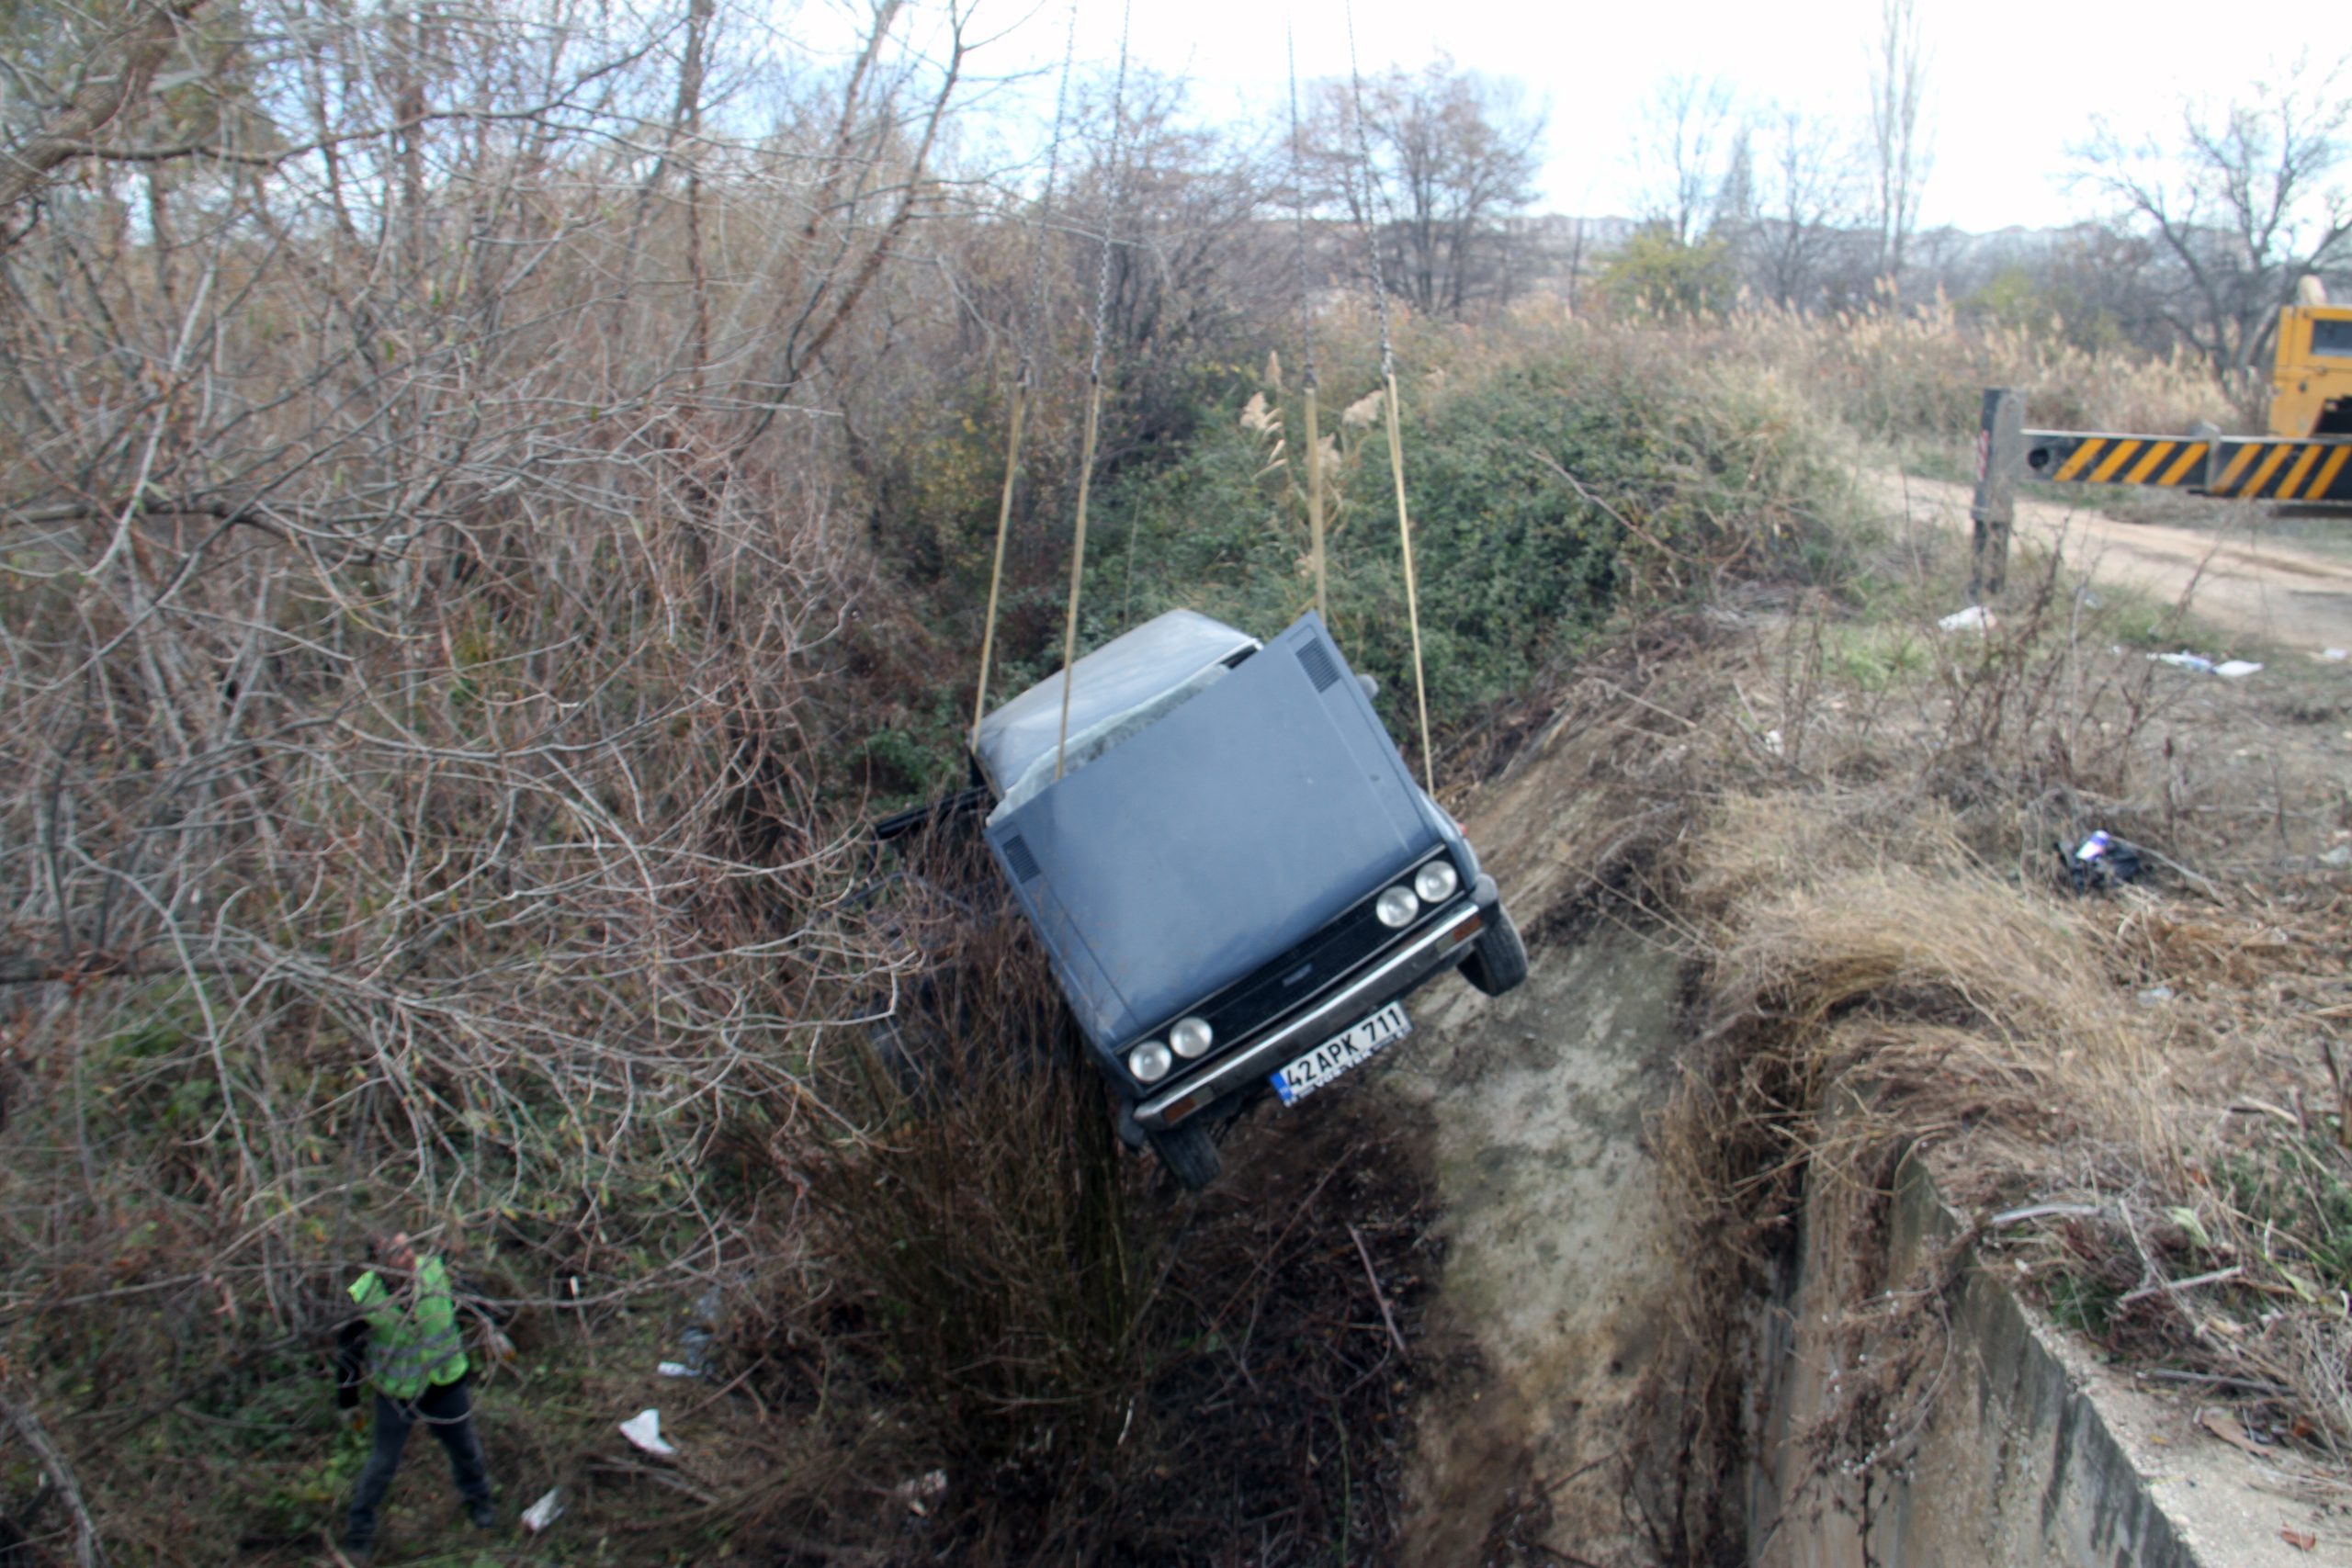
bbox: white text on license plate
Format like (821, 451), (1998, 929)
(1271, 1002), (1412, 1106)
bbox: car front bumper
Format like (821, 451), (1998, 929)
(1132, 878), (1496, 1132)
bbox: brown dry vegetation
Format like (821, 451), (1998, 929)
(1453, 515), (2350, 1559)
(0, 4), (2333, 1562)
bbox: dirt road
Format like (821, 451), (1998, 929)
(1871, 470), (2352, 653)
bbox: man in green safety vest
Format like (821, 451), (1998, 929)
(334, 1230), (497, 1556)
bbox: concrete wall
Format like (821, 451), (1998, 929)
(1748, 1153), (2198, 1568)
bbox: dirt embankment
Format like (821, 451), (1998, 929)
(1381, 491), (2352, 1563)
(1389, 931), (1685, 1565)
(1871, 469), (2352, 652)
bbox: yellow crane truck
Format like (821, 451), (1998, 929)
(1999, 281), (2352, 505)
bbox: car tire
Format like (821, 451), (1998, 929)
(1460, 905), (1529, 997)
(1148, 1122), (1222, 1190)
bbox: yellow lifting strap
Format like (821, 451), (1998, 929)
(1055, 377), (1104, 779)
(1053, 0), (1132, 781)
(1287, 25), (1329, 626)
(1344, 0), (1435, 795)
(1303, 378), (1327, 623)
(967, 0), (1076, 750)
(968, 373), (1027, 748)
(1379, 372), (1432, 795)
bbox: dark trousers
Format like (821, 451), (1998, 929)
(345, 1376), (492, 1547)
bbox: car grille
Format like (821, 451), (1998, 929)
(1154, 852), (1454, 1059)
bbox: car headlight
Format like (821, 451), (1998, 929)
(1375, 885), (1419, 928)
(1170, 1016), (1214, 1058)
(1128, 1040), (1172, 1083)
(1415, 860), (1459, 904)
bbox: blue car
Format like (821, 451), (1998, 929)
(972, 609), (1527, 1188)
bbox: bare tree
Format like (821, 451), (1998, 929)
(1312, 54), (1546, 317)
(0, 1), (975, 1537)
(1751, 104), (1862, 308)
(1632, 73), (1736, 248)
(1866, 0), (1931, 281)
(0, 0), (214, 224)
(2074, 51), (2351, 400)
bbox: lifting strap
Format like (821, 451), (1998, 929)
(1287, 26), (1327, 626)
(1055, 0), (1133, 781)
(1344, 0), (1435, 795)
(969, 0), (1079, 749)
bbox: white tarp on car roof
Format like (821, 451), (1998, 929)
(976, 609), (1258, 818)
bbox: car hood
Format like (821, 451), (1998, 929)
(985, 613), (1441, 1050)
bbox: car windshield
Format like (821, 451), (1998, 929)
(975, 609), (1259, 819)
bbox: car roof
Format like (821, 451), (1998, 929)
(973, 608), (1259, 795)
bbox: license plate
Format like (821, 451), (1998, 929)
(1270, 1002), (1412, 1107)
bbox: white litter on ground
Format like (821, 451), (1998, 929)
(522, 1488), (565, 1532)
(1937, 605), (1996, 633)
(619, 1409), (676, 1456)
(2150, 652), (2261, 678)
(893, 1470), (949, 1517)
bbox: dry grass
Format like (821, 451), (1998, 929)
(1457, 525), (2349, 1555)
(1588, 293), (2233, 447)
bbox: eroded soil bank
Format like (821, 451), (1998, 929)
(1369, 493), (2352, 1563)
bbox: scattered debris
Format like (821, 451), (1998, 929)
(618, 1408), (675, 1456)
(2317, 649), (2347, 662)
(654, 1287), (720, 1380)
(2198, 1408), (2272, 1459)
(521, 1488), (565, 1533)
(1762, 728), (1785, 756)
(2136, 986), (2175, 1006)
(891, 1470), (948, 1517)
(2320, 846), (2352, 870)
(1936, 605), (1996, 633)
(2281, 1528), (2317, 1552)
(2063, 830), (2143, 894)
(2149, 651), (2261, 678)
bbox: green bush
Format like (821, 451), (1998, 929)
(1081, 330), (1850, 748)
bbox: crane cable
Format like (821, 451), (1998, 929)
(969, 0), (1080, 750)
(1286, 25), (1327, 626)
(1343, 0), (1435, 795)
(1054, 0), (1133, 782)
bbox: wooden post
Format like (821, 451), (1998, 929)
(1970, 388), (2023, 601)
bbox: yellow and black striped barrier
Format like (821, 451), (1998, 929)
(2022, 431), (2352, 502)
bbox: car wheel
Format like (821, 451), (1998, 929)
(1461, 905), (1529, 997)
(1148, 1122), (1222, 1190)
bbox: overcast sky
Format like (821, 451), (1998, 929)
(897, 0), (2321, 234)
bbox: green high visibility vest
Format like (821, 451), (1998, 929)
(349, 1256), (469, 1401)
